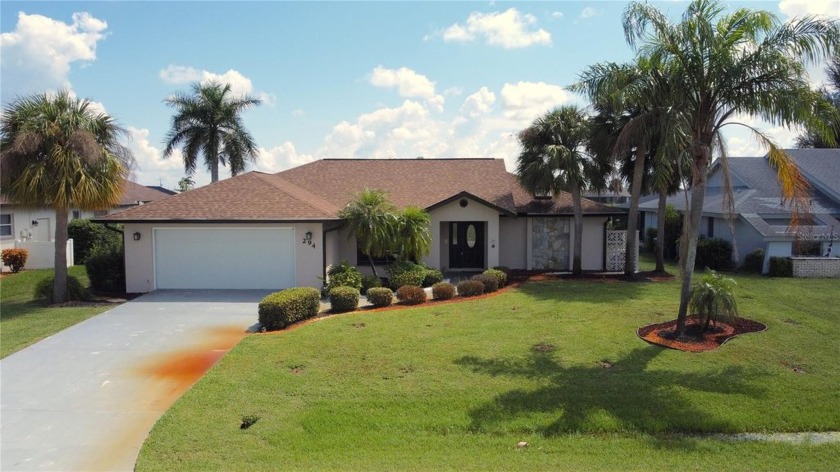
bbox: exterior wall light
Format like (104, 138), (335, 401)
(133, 232), (142, 241)
(303, 231), (313, 244)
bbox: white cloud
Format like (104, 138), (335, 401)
(580, 7), (603, 19)
(551, 11), (565, 19)
(722, 113), (802, 157)
(124, 127), (202, 189)
(438, 8), (551, 48)
(255, 142), (314, 172)
(462, 86), (496, 117)
(0, 12), (108, 101)
(369, 66), (445, 111)
(778, 0), (840, 19)
(159, 64), (275, 104)
(500, 81), (573, 124)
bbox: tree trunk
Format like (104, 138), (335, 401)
(209, 133), (220, 183)
(655, 190), (667, 272)
(53, 207), (69, 303)
(624, 146), (646, 276)
(367, 254), (380, 278)
(676, 148), (711, 335)
(571, 185), (583, 275)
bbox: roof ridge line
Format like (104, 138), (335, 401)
(252, 172), (341, 216)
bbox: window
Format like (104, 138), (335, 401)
(356, 243), (396, 266)
(94, 210), (108, 217)
(72, 210), (81, 220)
(707, 218), (714, 238)
(0, 214), (12, 237)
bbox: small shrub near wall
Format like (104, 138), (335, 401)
(35, 275), (88, 304)
(361, 274), (382, 293)
(2, 248), (29, 273)
(472, 274), (499, 293)
(422, 268), (443, 287)
(326, 261), (363, 292)
(366, 287), (394, 307)
(329, 286), (360, 312)
(389, 269), (425, 290)
(258, 287), (321, 331)
(68, 219), (121, 264)
(482, 268), (507, 287)
(85, 247), (125, 293)
(741, 248), (765, 273)
(396, 285), (426, 305)
(457, 280), (484, 297)
(768, 257), (793, 277)
(432, 282), (456, 300)
(694, 238), (734, 270)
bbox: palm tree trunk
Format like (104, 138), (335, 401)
(367, 254), (380, 278)
(209, 133), (220, 183)
(571, 185), (583, 275)
(655, 190), (667, 272)
(676, 149), (710, 335)
(624, 146), (646, 276)
(53, 208), (69, 303)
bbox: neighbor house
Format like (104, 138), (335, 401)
(639, 148), (840, 272)
(98, 158), (627, 293)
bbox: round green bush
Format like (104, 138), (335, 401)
(329, 286), (360, 312)
(431, 282), (456, 300)
(361, 274), (383, 293)
(457, 279), (484, 297)
(472, 274), (499, 292)
(258, 287), (321, 331)
(389, 269), (425, 290)
(422, 268), (443, 287)
(741, 248), (765, 273)
(395, 285), (426, 305)
(35, 275), (88, 304)
(68, 218), (121, 264)
(482, 268), (507, 287)
(85, 246), (125, 293)
(694, 238), (734, 270)
(327, 261), (363, 291)
(366, 287), (394, 307)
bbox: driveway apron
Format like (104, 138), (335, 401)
(1, 290), (268, 471)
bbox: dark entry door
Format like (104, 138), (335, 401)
(449, 222), (485, 269)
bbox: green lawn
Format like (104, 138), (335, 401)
(138, 258), (840, 471)
(0, 266), (114, 358)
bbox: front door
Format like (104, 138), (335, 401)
(449, 222), (485, 269)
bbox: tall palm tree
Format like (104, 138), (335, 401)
(339, 188), (397, 278)
(163, 81), (261, 183)
(394, 206), (431, 263)
(516, 105), (609, 275)
(620, 0), (838, 333)
(1, 91), (132, 302)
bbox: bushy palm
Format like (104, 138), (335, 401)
(163, 81), (261, 183)
(516, 105), (609, 274)
(0, 91), (132, 302)
(689, 270), (738, 332)
(394, 206), (431, 263)
(796, 54), (840, 148)
(339, 188), (397, 277)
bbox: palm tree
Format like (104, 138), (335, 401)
(339, 188), (397, 278)
(516, 106), (609, 275)
(163, 81), (261, 183)
(394, 206), (431, 263)
(1, 91), (132, 302)
(177, 176), (195, 192)
(620, 0), (838, 333)
(796, 54), (840, 148)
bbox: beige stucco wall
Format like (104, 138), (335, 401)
(426, 197), (500, 270)
(499, 216), (527, 269)
(123, 222), (324, 293)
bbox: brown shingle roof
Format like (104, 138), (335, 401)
(118, 181), (176, 206)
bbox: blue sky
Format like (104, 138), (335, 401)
(2, 1), (838, 189)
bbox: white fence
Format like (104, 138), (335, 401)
(6, 239), (75, 270)
(606, 230), (639, 272)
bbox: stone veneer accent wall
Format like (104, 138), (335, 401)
(791, 257), (840, 278)
(531, 217), (570, 270)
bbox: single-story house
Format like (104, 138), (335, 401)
(98, 158), (627, 293)
(1, 181), (174, 269)
(639, 148), (840, 272)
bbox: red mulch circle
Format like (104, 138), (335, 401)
(638, 316), (767, 352)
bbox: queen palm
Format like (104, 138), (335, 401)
(394, 206), (431, 263)
(339, 188), (397, 278)
(516, 105), (608, 275)
(1, 91), (132, 302)
(796, 54), (840, 148)
(163, 81), (261, 183)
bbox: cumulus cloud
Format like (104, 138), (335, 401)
(462, 87), (496, 117)
(369, 66), (445, 111)
(437, 8), (551, 48)
(500, 81), (573, 123)
(124, 127), (201, 189)
(551, 11), (565, 19)
(159, 64), (275, 104)
(255, 142), (315, 172)
(778, 0), (840, 19)
(580, 7), (603, 19)
(0, 11), (108, 101)
(722, 113), (802, 157)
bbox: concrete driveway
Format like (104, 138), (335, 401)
(1, 290), (269, 471)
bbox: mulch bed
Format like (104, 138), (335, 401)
(638, 316), (767, 352)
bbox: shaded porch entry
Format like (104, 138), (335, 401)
(448, 221), (485, 269)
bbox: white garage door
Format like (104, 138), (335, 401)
(154, 228), (296, 289)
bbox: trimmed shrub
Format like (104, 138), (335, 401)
(768, 257), (793, 277)
(389, 268), (425, 290)
(457, 279), (484, 297)
(432, 282), (456, 300)
(258, 287), (321, 331)
(35, 275), (88, 304)
(361, 274), (382, 293)
(329, 286), (360, 312)
(694, 238), (734, 271)
(326, 261), (363, 291)
(366, 287), (394, 307)
(472, 274), (499, 293)
(422, 268), (443, 287)
(482, 268), (507, 287)
(396, 285), (426, 305)
(68, 219), (122, 264)
(85, 246), (126, 293)
(2, 248), (29, 273)
(741, 248), (765, 273)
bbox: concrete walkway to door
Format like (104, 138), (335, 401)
(1, 290), (269, 472)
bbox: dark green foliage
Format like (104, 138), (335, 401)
(645, 228), (658, 253)
(663, 205), (682, 260)
(482, 268), (507, 287)
(68, 219), (121, 264)
(431, 282), (456, 300)
(741, 249), (765, 273)
(694, 238), (733, 271)
(388, 261), (426, 289)
(35, 275), (87, 304)
(395, 285), (426, 305)
(329, 286), (360, 312)
(85, 246), (125, 293)
(457, 280), (484, 297)
(1, 248), (28, 273)
(689, 269), (738, 331)
(472, 274), (499, 293)
(422, 268), (443, 287)
(327, 261), (363, 291)
(768, 257), (793, 277)
(258, 287), (321, 331)
(365, 287), (393, 307)
(361, 274), (382, 293)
